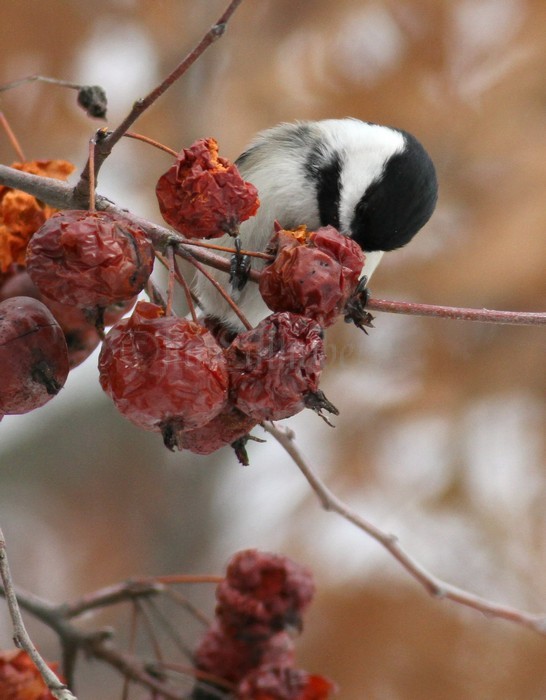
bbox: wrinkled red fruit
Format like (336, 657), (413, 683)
(156, 137), (259, 239)
(217, 549), (315, 640)
(0, 648), (65, 700)
(26, 209), (154, 310)
(194, 622), (295, 687)
(259, 226), (365, 327)
(0, 270), (136, 368)
(176, 403), (257, 463)
(99, 302), (228, 447)
(226, 312), (332, 421)
(237, 666), (337, 700)
(0, 297), (69, 414)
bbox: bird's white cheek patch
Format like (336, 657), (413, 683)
(361, 250), (384, 281)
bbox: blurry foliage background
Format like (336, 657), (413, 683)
(0, 1), (545, 698)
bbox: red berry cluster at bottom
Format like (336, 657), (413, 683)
(192, 550), (336, 700)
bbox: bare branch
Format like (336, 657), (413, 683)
(0, 163), (544, 327)
(263, 423), (546, 637)
(0, 526), (78, 700)
(366, 297), (546, 327)
(72, 0), (245, 200)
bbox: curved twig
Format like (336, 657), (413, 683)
(262, 423), (546, 637)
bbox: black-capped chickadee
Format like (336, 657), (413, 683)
(194, 118), (438, 331)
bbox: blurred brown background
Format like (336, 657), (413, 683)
(1, 1), (545, 698)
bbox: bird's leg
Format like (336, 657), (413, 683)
(229, 235), (251, 292)
(344, 275), (375, 333)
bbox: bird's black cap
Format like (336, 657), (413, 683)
(350, 130), (438, 252)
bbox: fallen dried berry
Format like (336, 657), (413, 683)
(26, 210), (154, 313)
(0, 296), (69, 414)
(226, 312), (336, 422)
(259, 226), (365, 327)
(99, 302), (228, 447)
(156, 137), (259, 239)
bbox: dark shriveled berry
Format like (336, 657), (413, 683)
(99, 302), (228, 446)
(259, 225), (365, 327)
(217, 549), (315, 639)
(156, 138), (259, 239)
(176, 403), (257, 464)
(0, 296), (69, 414)
(26, 210), (154, 311)
(0, 270), (136, 368)
(226, 312), (337, 422)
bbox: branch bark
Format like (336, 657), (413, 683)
(263, 423), (546, 637)
(72, 0), (244, 202)
(0, 163), (544, 327)
(0, 526), (78, 700)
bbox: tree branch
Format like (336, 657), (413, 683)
(0, 163), (544, 326)
(0, 573), (224, 698)
(73, 0), (244, 202)
(0, 526), (78, 700)
(262, 423), (546, 637)
(366, 297), (546, 327)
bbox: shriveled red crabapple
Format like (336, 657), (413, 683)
(98, 302), (229, 448)
(259, 225), (365, 327)
(0, 296), (69, 414)
(225, 311), (337, 422)
(26, 210), (154, 312)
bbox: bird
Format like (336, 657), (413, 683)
(194, 118), (438, 332)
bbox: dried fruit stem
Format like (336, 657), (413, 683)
(182, 252), (253, 330)
(0, 110), (25, 161)
(365, 297), (546, 326)
(154, 250), (199, 322)
(173, 256), (199, 323)
(87, 134), (98, 211)
(0, 74), (84, 93)
(145, 278), (168, 309)
(181, 238), (274, 261)
(124, 131), (178, 157)
(0, 572), (223, 698)
(165, 245), (176, 316)
(263, 423), (546, 637)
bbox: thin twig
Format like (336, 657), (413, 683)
(182, 238), (274, 261)
(0, 581), (209, 699)
(60, 575), (221, 619)
(263, 423), (546, 636)
(124, 131), (178, 157)
(87, 133), (98, 211)
(0, 111), (26, 161)
(366, 297), (546, 326)
(182, 251), (253, 330)
(0, 75), (84, 93)
(165, 245), (176, 316)
(122, 602), (140, 700)
(173, 255), (199, 322)
(0, 526), (78, 700)
(135, 599), (166, 664)
(72, 0), (244, 199)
